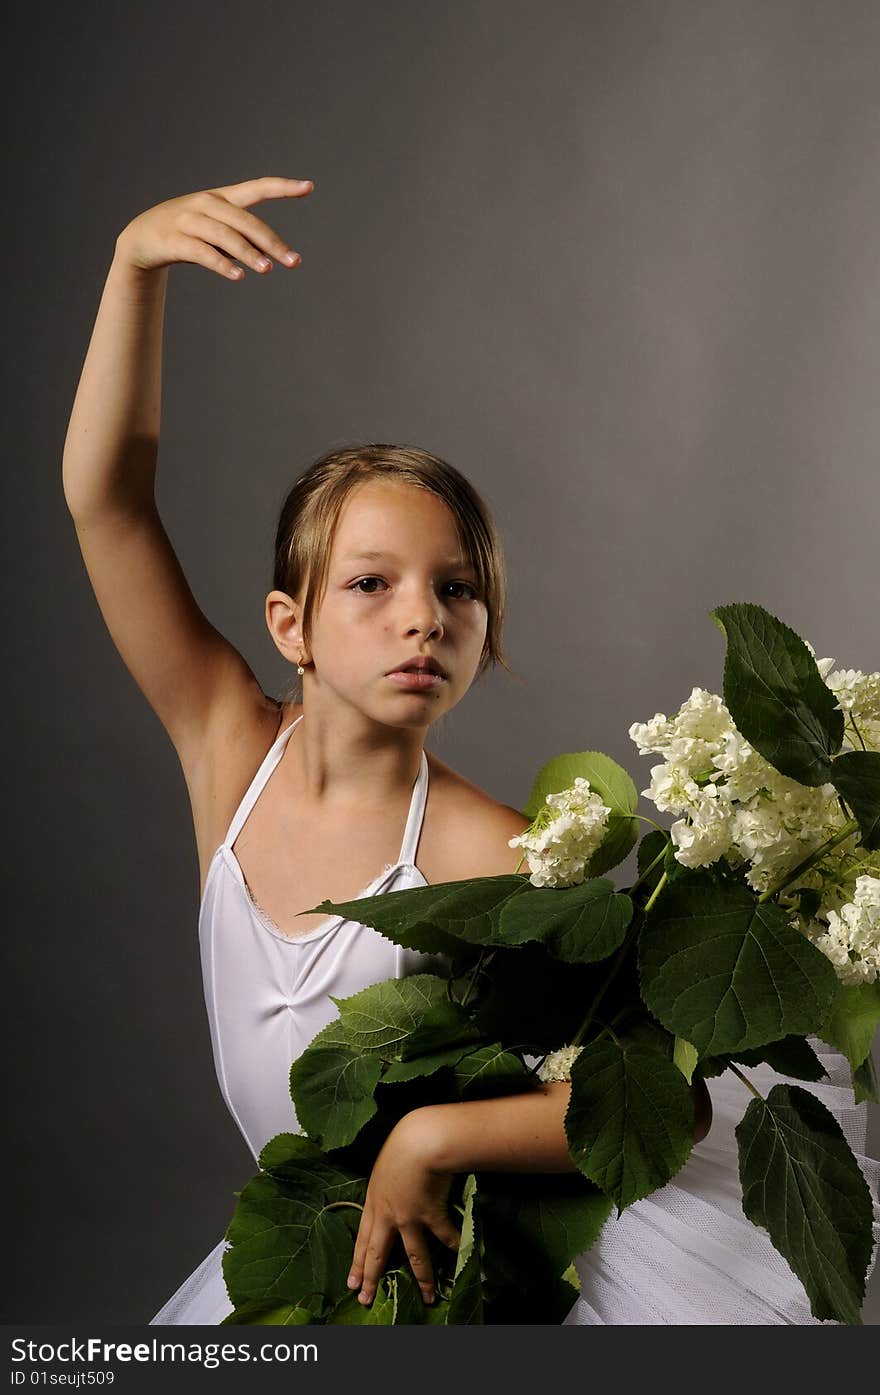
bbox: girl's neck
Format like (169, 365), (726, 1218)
(282, 697), (427, 809)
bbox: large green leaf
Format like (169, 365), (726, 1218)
(381, 1043), (476, 1084)
(498, 879), (632, 963)
(523, 750), (640, 877)
(831, 750), (880, 850)
(330, 975), (450, 1056)
(309, 877), (530, 956)
(399, 999), (481, 1059)
(565, 1039), (694, 1208)
(453, 1044), (532, 1098)
(736, 1084), (875, 1323)
(289, 1046), (382, 1150)
(223, 1170), (363, 1309)
(711, 603), (844, 785)
(639, 871), (838, 1056)
(819, 980), (880, 1073)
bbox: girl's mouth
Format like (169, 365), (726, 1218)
(385, 671), (447, 690)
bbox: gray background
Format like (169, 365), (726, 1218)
(5, 0), (879, 1323)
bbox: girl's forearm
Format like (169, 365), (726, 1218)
(417, 1084), (577, 1174)
(412, 1077), (712, 1175)
(62, 246), (168, 522)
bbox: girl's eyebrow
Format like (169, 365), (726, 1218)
(341, 549), (477, 570)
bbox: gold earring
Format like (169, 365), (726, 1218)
(297, 652), (305, 676)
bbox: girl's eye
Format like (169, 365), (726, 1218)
(350, 576), (388, 594)
(444, 581), (479, 600)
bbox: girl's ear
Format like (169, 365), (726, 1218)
(265, 590), (307, 662)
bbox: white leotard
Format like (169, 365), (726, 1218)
(201, 714), (438, 1162)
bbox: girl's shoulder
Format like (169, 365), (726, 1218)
(419, 750), (530, 882)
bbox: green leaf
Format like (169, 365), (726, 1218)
(819, 980), (880, 1073)
(498, 879), (632, 963)
(257, 1133), (322, 1173)
(381, 1044), (475, 1084)
(447, 1174), (483, 1324)
(311, 877), (530, 957)
(399, 999), (481, 1059)
(289, 1047), (382, 1150)
(330, 975), (450, 1056)
(711, 603), (844, 786)
(673, 1037), (699, 1083)
(223, 1170), (364, 1309)
(221, 1300), (316, 1325)
(453, 1044), (532, 1098)
(523, 750), (640, 878)
(565, 1039), (694, 1209)
(831, 750), (880, 850)
(736, 1084), (875, 1323)
(731, 1036), (828, 1081)
(852, 1053), (879, 1105)
(639, 871), (838, 1056)
(327, 1279), (396, 1325)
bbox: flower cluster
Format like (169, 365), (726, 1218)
(537, 1045), (584, 1083)
(806, 876), (880, 986)
(508, 778), (611, 888)
(629, 659), (880, 984)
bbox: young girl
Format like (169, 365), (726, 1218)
(63, 175), (875, 1326)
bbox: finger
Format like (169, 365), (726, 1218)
(211, 176), (315, 208)
(430, 1216), (462, 1254)
(400, 1224), (436, 1304)
(178, 212), (298, 278)
(198, 194), (302, 268)
(357, 1222), (395, 1306)
(169, 232), (251, 281)
(348, 1210), (372, 1290)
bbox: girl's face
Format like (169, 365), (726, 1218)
(306, 479), (488, 728)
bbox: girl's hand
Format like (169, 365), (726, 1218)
(115, 175), (314, 280)
(348, 1110), (460, 1307)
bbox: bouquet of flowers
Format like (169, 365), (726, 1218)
(220, 603), (879, 1325)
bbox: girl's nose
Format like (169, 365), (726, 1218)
(403, 592), (444, 640)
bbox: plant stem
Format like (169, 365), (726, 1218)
(460, 949), (489, 1010)
(322, 1201), (364, 1214)
(643, 870), (669, 913)
(727, 1062), (764, 1101)
(757, 817), (860, 904)
(629, 844), (669, 899)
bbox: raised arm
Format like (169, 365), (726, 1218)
(62, 177), (312, 769)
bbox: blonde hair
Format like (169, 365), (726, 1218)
(273, 443), (509, 679)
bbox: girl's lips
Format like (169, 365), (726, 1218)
(385, 670), (446, 690)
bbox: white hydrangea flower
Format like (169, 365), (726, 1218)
(630, 677), (856, 896)
(509, 778), (611, 888)
(826, 668), (880, 749)
(806, 876), (880, 985)
(537, 1045), (584, 1083)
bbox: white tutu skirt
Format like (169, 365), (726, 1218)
(152, 1044), (879, 1326)
(565, 1042), (880, 1325)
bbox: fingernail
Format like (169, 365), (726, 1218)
(282, 251), (299, 266)
(358, 1291), (370, 1305)
(347, 1274), (358, 1289)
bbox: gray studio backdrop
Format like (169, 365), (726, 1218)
(6, 0), (879, 1323)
